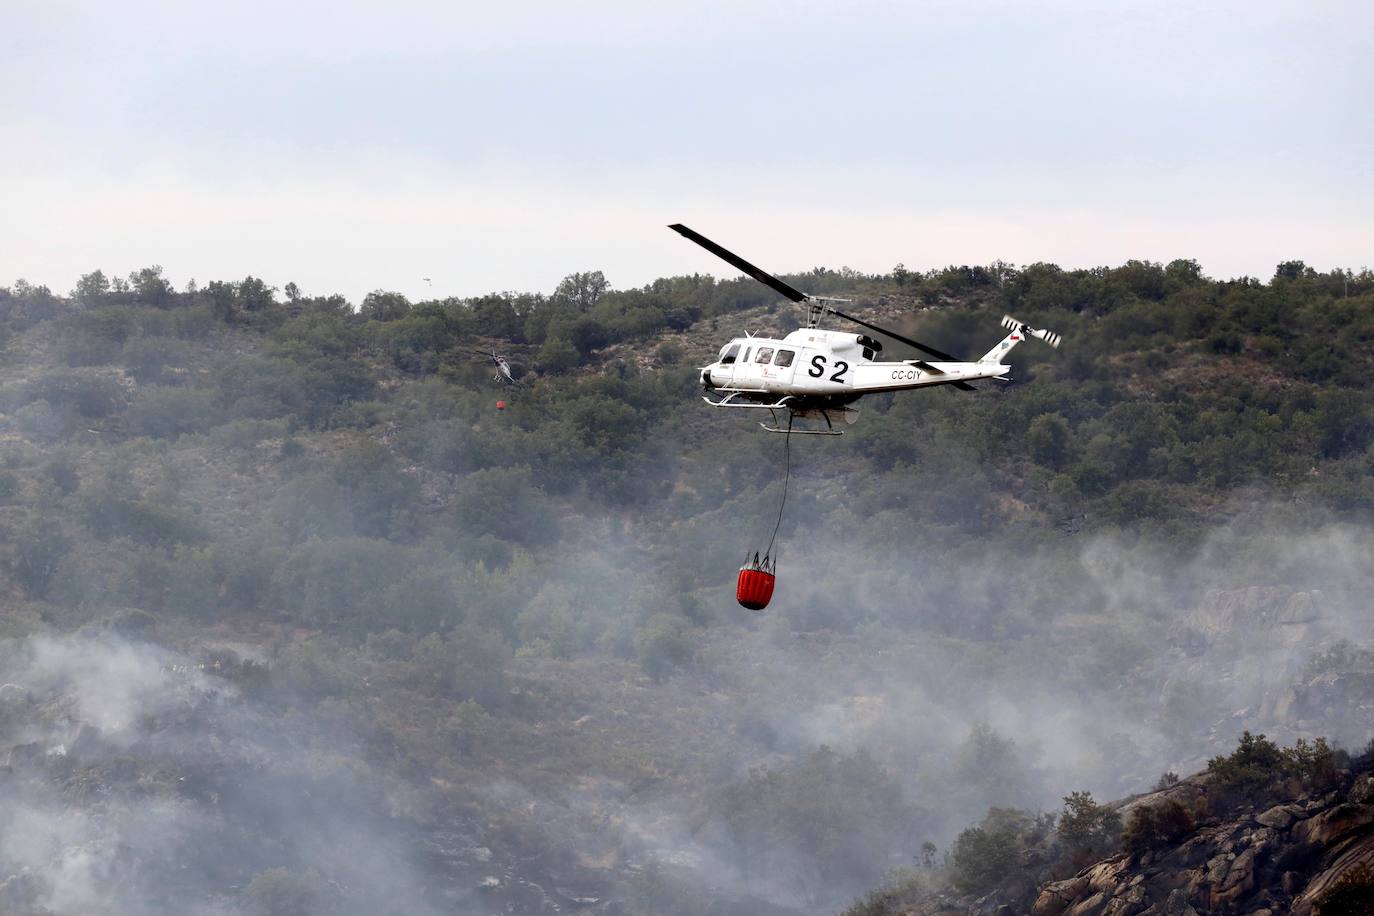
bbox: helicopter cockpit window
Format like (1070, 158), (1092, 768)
(720, 344), (740, 365)
(773, 349), (795, 368)
(756, 348), (774, 364)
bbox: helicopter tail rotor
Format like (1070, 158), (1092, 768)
(1000, 314), (1061, 349)
(980, 315), (1062, 364)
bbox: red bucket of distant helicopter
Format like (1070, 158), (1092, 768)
(736, 566), (776, 611)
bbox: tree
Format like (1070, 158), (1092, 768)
(1057, 790), (1122, 854)
(1207, 731), (1287, 799)
(554, 271), (609, 311)
(469, 293), (524, 339)
(1165, 258), (1202, 285)
(1027, 413), (1072, 468)
(360, 290), (411, 321)
(1275, 260), (1309, 281)
(205, 280), (238, 322)
(920, 841), (938, 868)
(72, 269), (111, 306)
(537, 337), (580, 374)
(950, 818), (1022, 896)
(129, 265), (173, 306)
(451, 466), (558, 547)
(568, 316), (610, 354)
(237, 276), (277, 311)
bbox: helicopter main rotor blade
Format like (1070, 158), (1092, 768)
(826, 307), (963, 363)
(668, 224), (809, 303)
(670, 223), (973, 386)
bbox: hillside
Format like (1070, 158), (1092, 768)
(1, 260), (1373, 915)
(855, 733), (1374, 915)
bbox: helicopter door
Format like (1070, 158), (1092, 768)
(769, 348), (798, 387)
(713, 342), (742, 388)
(732, 346), (756, 386)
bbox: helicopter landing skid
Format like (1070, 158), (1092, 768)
(703, 393), (846, 435)
(701, 392), (794, 409)
(761, 406), (844, 436)
(759, 422), (842, 436)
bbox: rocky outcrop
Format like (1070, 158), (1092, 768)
(900, 760), (1374, 916)
(1023, 769), (1374, 916)
(1173, 587), (1329, 658)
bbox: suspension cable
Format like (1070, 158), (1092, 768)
(764, 413), (794, 563)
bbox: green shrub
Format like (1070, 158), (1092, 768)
(11, 369), (125, 418)
(1122, 799), (1194, 853)
(1153, 771), (1180, 792)
(950, 820), (1022, 896)
(1027, 413), (1072, 468)
(1207, 732), (1342, 803)
(56, 308), (140, 365)
(81, 490), (206, 546)
(536, 337), (580, 373)
(1286, 737), (1340, 788)
(451, 466), (558, 547)
(636, 613), (696, 681)
(1206, 731), (1287, 798)
(46, 456), (80, 494)
(1057, 790), (1122, 854)
(840, 869), (924, 916)
(125, 387), (223, 438)
(655, 340), (685, 366)
(13, 521), (69, 598)
(12, 399), (72, 442)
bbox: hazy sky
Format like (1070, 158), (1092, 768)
(4, 0), (1371, 303)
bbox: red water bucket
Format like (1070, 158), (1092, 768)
(736, 566), (776, 611)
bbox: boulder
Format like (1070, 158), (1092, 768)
(1204, 852), (1234, 885)
(1033, 876), (1090, 916)
(1210, 846), (1257, 907)
(1085, 857), (1130, 895)
(1066, 890), (1108, 916)
(1292, 832), (1374, 914)
(1162, 888), (1200, 916)
(1291, 803), (1374, 846)
(1255, 805), (1293, 830)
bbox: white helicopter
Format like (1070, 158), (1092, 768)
(473, 348), (521, 386)
(670, 224), (1062, 434)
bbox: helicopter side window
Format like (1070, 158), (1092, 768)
(756, 348), (774, 364)
(720, 344), (740, 365)
(773, 349), (795, 368)
(741, 347), (751, 364)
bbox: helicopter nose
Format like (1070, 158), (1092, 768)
(700, 367), (715, 388)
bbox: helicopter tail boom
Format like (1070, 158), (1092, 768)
(979, 315), (1062, 364)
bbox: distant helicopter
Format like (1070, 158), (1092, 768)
(670, 224), (1061, 434)
(474, 349), (521, 386)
